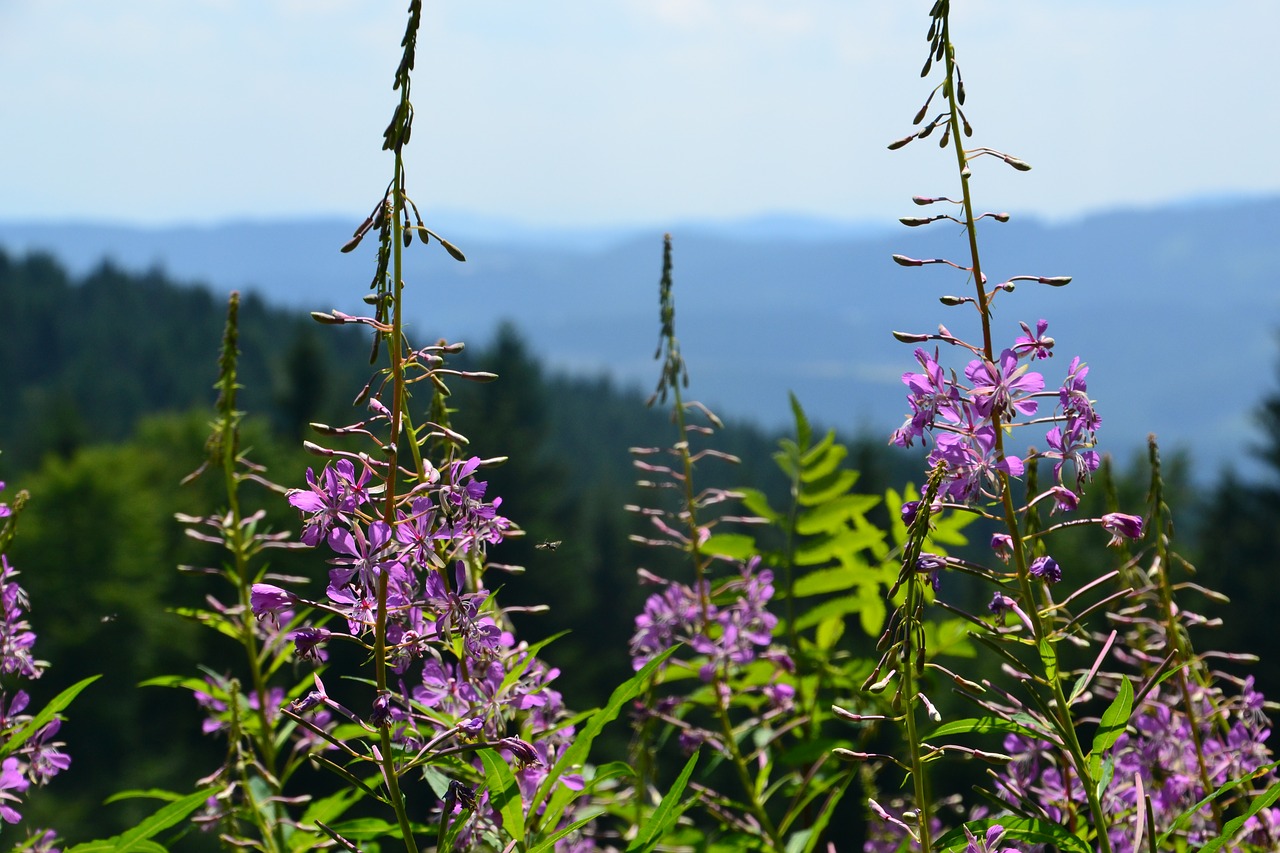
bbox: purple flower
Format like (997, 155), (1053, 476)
(327, 520), (403, 592)
(250, 583), (296, 623)
(1013, 319), (1054, 361)
(290, 626), (331, 662)
(1047, 485), (1079, 514)
(901, 500), (921, 526)
(964, 823), (1022, 853)
(989, 592), (1016, 616)
(930, 425), (1025, 503)
(991, 533), (1013, 563)
(1058, 356), (1100, 433)
(965, 348), (1044, 421)
(1101, 512), (1143, 546)
(1029, 556), (1061, 585)
(893, 347), (965, 447)
(0, 757), (29, 824)
(1044, 421), (1100, 488)
(497, 736), (540, 769)
(287, 460), (370, 546)
(916, 553), (947, 592)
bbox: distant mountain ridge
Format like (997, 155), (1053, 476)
(3, 198), (1278, 479)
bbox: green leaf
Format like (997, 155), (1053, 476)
(1038, 637), (1058, 683)
(702, 532), (758, 560)
(65, 788), (216, 853)
(533, 646), (678, 829)
(738, 488), (781, 523)
(1200, 782), (1280, 853)
(1157, 758), (1280, 849)
(795, 493), (879, 534)
(797, 468), (860, 506)
(527, 812), (601, 853)
(935, 816), (1091, 853)
(1088, 675), (1133, 780)
(480, 747), (527, 842)
(788, 392), (812, 450)
(627, 750), (699, 852)
(928, 716), (1044, 741)
(2, 675), (98, 756)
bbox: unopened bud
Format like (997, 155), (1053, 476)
(1004, 155), (1033, 171)
(991, 212), (1010, 222)
(893, 330), (931, 343)
(310, 311), (342, 324)
(899, 216), (935, 227)
(866, 670), (897, 693)
(892, 254), (924, 267)
(1038, 276), (1072, 287)
(912, 196), (936, 206)
(340, 234), (363, 253)
(939, 295), (971, 306)
(887, 134), (915, 151)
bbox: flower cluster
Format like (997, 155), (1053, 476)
(890, 326), (1101, 503)
(0, 484), (70, 834)
(256, 447), (591, 845)
(631, 556), (790, 699)
(997, 678), (1280, 852)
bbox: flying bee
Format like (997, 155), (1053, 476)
(534, 540), (562, 552)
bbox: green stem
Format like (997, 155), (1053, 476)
(937, 12), (1112, 849)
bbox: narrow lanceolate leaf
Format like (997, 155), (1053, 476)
(64, 788), (217, 853)
(928, 716), (1044, 741)
(533, 646), (678, 830)
(3, 675), (99, 755)
(1199, 781), (1280, 853)
(626, 750), (700, 853)
(480, 748), (527, 843)
(1088, 675), (1133, 781)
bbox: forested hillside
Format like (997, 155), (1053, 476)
(2, 247), (1279, 844)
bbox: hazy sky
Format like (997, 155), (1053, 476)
(2, 1), (1275, 228)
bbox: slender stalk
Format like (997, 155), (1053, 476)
(936, 10), (1113, 849)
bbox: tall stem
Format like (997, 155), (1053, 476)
(937, 11), (1112, 850)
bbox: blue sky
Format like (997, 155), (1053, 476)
(2, 1), (1275, 228)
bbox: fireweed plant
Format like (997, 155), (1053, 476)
(623, 237), (978, 852)
(0, 476), (92, 850)
(625, 235), (807, 851)
(847, 3), (1280, 852)
(240, 4), (676, 852)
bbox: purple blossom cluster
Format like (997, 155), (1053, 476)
(0, 484), (70, 836)
(997, 678), (1280, 852)
(890, 324), (1101, 502)
(255, 451), (591, 845)
(630, 556), (794, 716)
